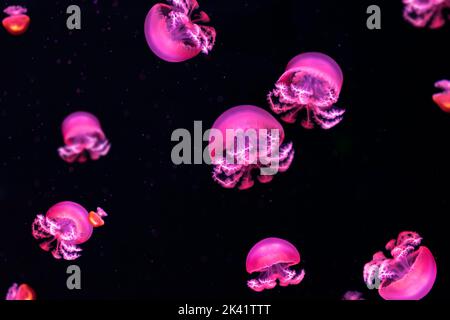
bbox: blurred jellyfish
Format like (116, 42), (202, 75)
(58, 111), (111, 163)
(268, 52), (345, 130)
(32, 201), (108, 260)
(2, 5), (30, 36)
(246, 237), (305, 292)
(144, 0), (216, 62)
(208, 105), (294, 190)
(6, 283), (36, 300)
(363, 231), (437, 300)
(433, 79), (450, 112)
(342, 291), (365, 300)
(403, 0), (450, 29)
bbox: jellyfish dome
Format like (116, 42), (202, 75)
(6, 283), (36, 300)
(32, 201), (108, 260)
(58, 111), (111, 163)
(268, 52), (345, 130)
(363, 231), (437, 300)
(144, 0), (216, 62)
(208, 105), (294, 190)
(403, 0), (450, 29)
(246, 237), (305, 292)
(342, 291), (364, 300)
(2, 5), (30, 36)
(433, 79), (450, 113)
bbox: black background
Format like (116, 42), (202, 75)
(0, 0), (449, 301)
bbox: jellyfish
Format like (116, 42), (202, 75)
(58, 111), (111, 163)
(6, 283), (36, 300)
(342, 291), (365, 300)
(32, 201), (108, 260)
(268, 52), (345, 130)
(433, 79), (450, 112)
(2, 6), (30, 36)
(363, 231), (437, 300)
(246, 237), (305, 292)
(208, 105), (294, 190)
(144, 0), (216, 62)
(403, 0), (450, 29)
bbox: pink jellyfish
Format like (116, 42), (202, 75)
(58, 111), (111, 163)
(342, 291), (364, 300)
(144, 0), (216, 62)
(246, 237), (305, 292)
(268, 52), (345, 130)
(6, 283), (36, 300)
(208, 105), (294, 190)
(363, 231), (437, 300)
(2, 6), (30, 36)
(403, 0), (450, 29)
(433, 79), (450, 113)
(32, 201), (108, 260)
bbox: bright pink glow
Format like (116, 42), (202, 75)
(403, 0), (450, 29)
(433, 79), (450, 112)
(58, 112), (110, 163)
(363, 231), (437, 300)
(144, 0), (216, 62)
(208, 105), (294, 190)
(342, 291), (364, 300)
(2, 6), (30, 36)
(246, 237), (305, 292)
(268, 52), (345, 130)
(32, 201), (108, 260)
(6, 283), (36, 300)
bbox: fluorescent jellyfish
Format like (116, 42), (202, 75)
(403, 0), (450, 29)
(363, 231), (437, 300)
(2, 6), (30, 36)
(433, 79), (450, 112)
(144, 0), (216, 62)
(268, 52), (345, 130)
(58, 111), (111, 163)
(6, 283), (36, 300)
(246, 237), (305, 292)
(32, 201), (108, 260)
(208, 105), (294, 190)
(342, 291), (364, 300)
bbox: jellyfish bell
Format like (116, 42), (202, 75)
(6, 283), (36, 300)
(2, 6), (30, 36)
(433, 80), (450, 113)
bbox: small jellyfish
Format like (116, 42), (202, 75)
(403, 0), (450, 29)
(144, 0), (216, 62)
(433, 79), (450, 112)
(32, 201), (108, 260)
(363, 231), (437, 300)
(2, 6), (30, 36)
(268, 52), (345, 130)
(58, 111), (111, 163)
(342, 291), (365, 300)
(6, 283), (36, 300)
(246, 237), (305, 292)
(208, 105), (294, 190)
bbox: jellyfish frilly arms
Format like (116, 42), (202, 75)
(6, 283), (36, 300)
(268, 52), (345, 130)
(144, 0), (216, 62)
(2, 5), (30, 36)
(403, 0), (450, 29)
(32, 201), (108, 260)
(363, 231), (437, 300)
(246, 237), (305, 292)
(433, 80), (450, 112)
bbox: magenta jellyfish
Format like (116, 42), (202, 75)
(6, 283), (36, 300)
(144, 0), (216, 62)
(342, 291), (364, 300)
(403, 0), (450, 29)
(363, 231), (437, 300)
(268, 52), (345, 130)
(32, 201), (108, 260)
(208, 105), (294, 190)
(58, 111), (111, 163)
(2, 6), (30, 36)
(433, 79), (450, 113)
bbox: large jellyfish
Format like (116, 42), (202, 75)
(246, 237), (305, 292)
(208, 105), (294, 190)
(433, 79), (450, 112)
(32, 201), (108, 260)
(58, 111), (111, 163)
(144, 0), (216, 62)
(363, 231), (437, 300)
(6, 283), (36, 300)
(2, 6), (30, 36)
(403, 0), (450, 29)
(268, 52), (345, 130)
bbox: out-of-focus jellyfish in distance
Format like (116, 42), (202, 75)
(342, 291), (365, 300)
(403, 0), (450, 29)
(6, 283), (36, 300)
(433, 79), (450, 112)
(2, 5), (30, 36)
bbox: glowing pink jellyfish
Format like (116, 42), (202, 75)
(403, 0), (450, 29)
(6, 283), (36, 300)
(144, 0), (216, 62)
(268, 52), (345, 130)
(363, 231), (437, 300)
(2, 6), (30, 36)
(246, 237), (305, 292)
(433, 79), (450, 113)
(208, 105), (294, 190)
(58, 111), (111, 163)
(342, 291), (364, 300)
(32, 201), (108, 260)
